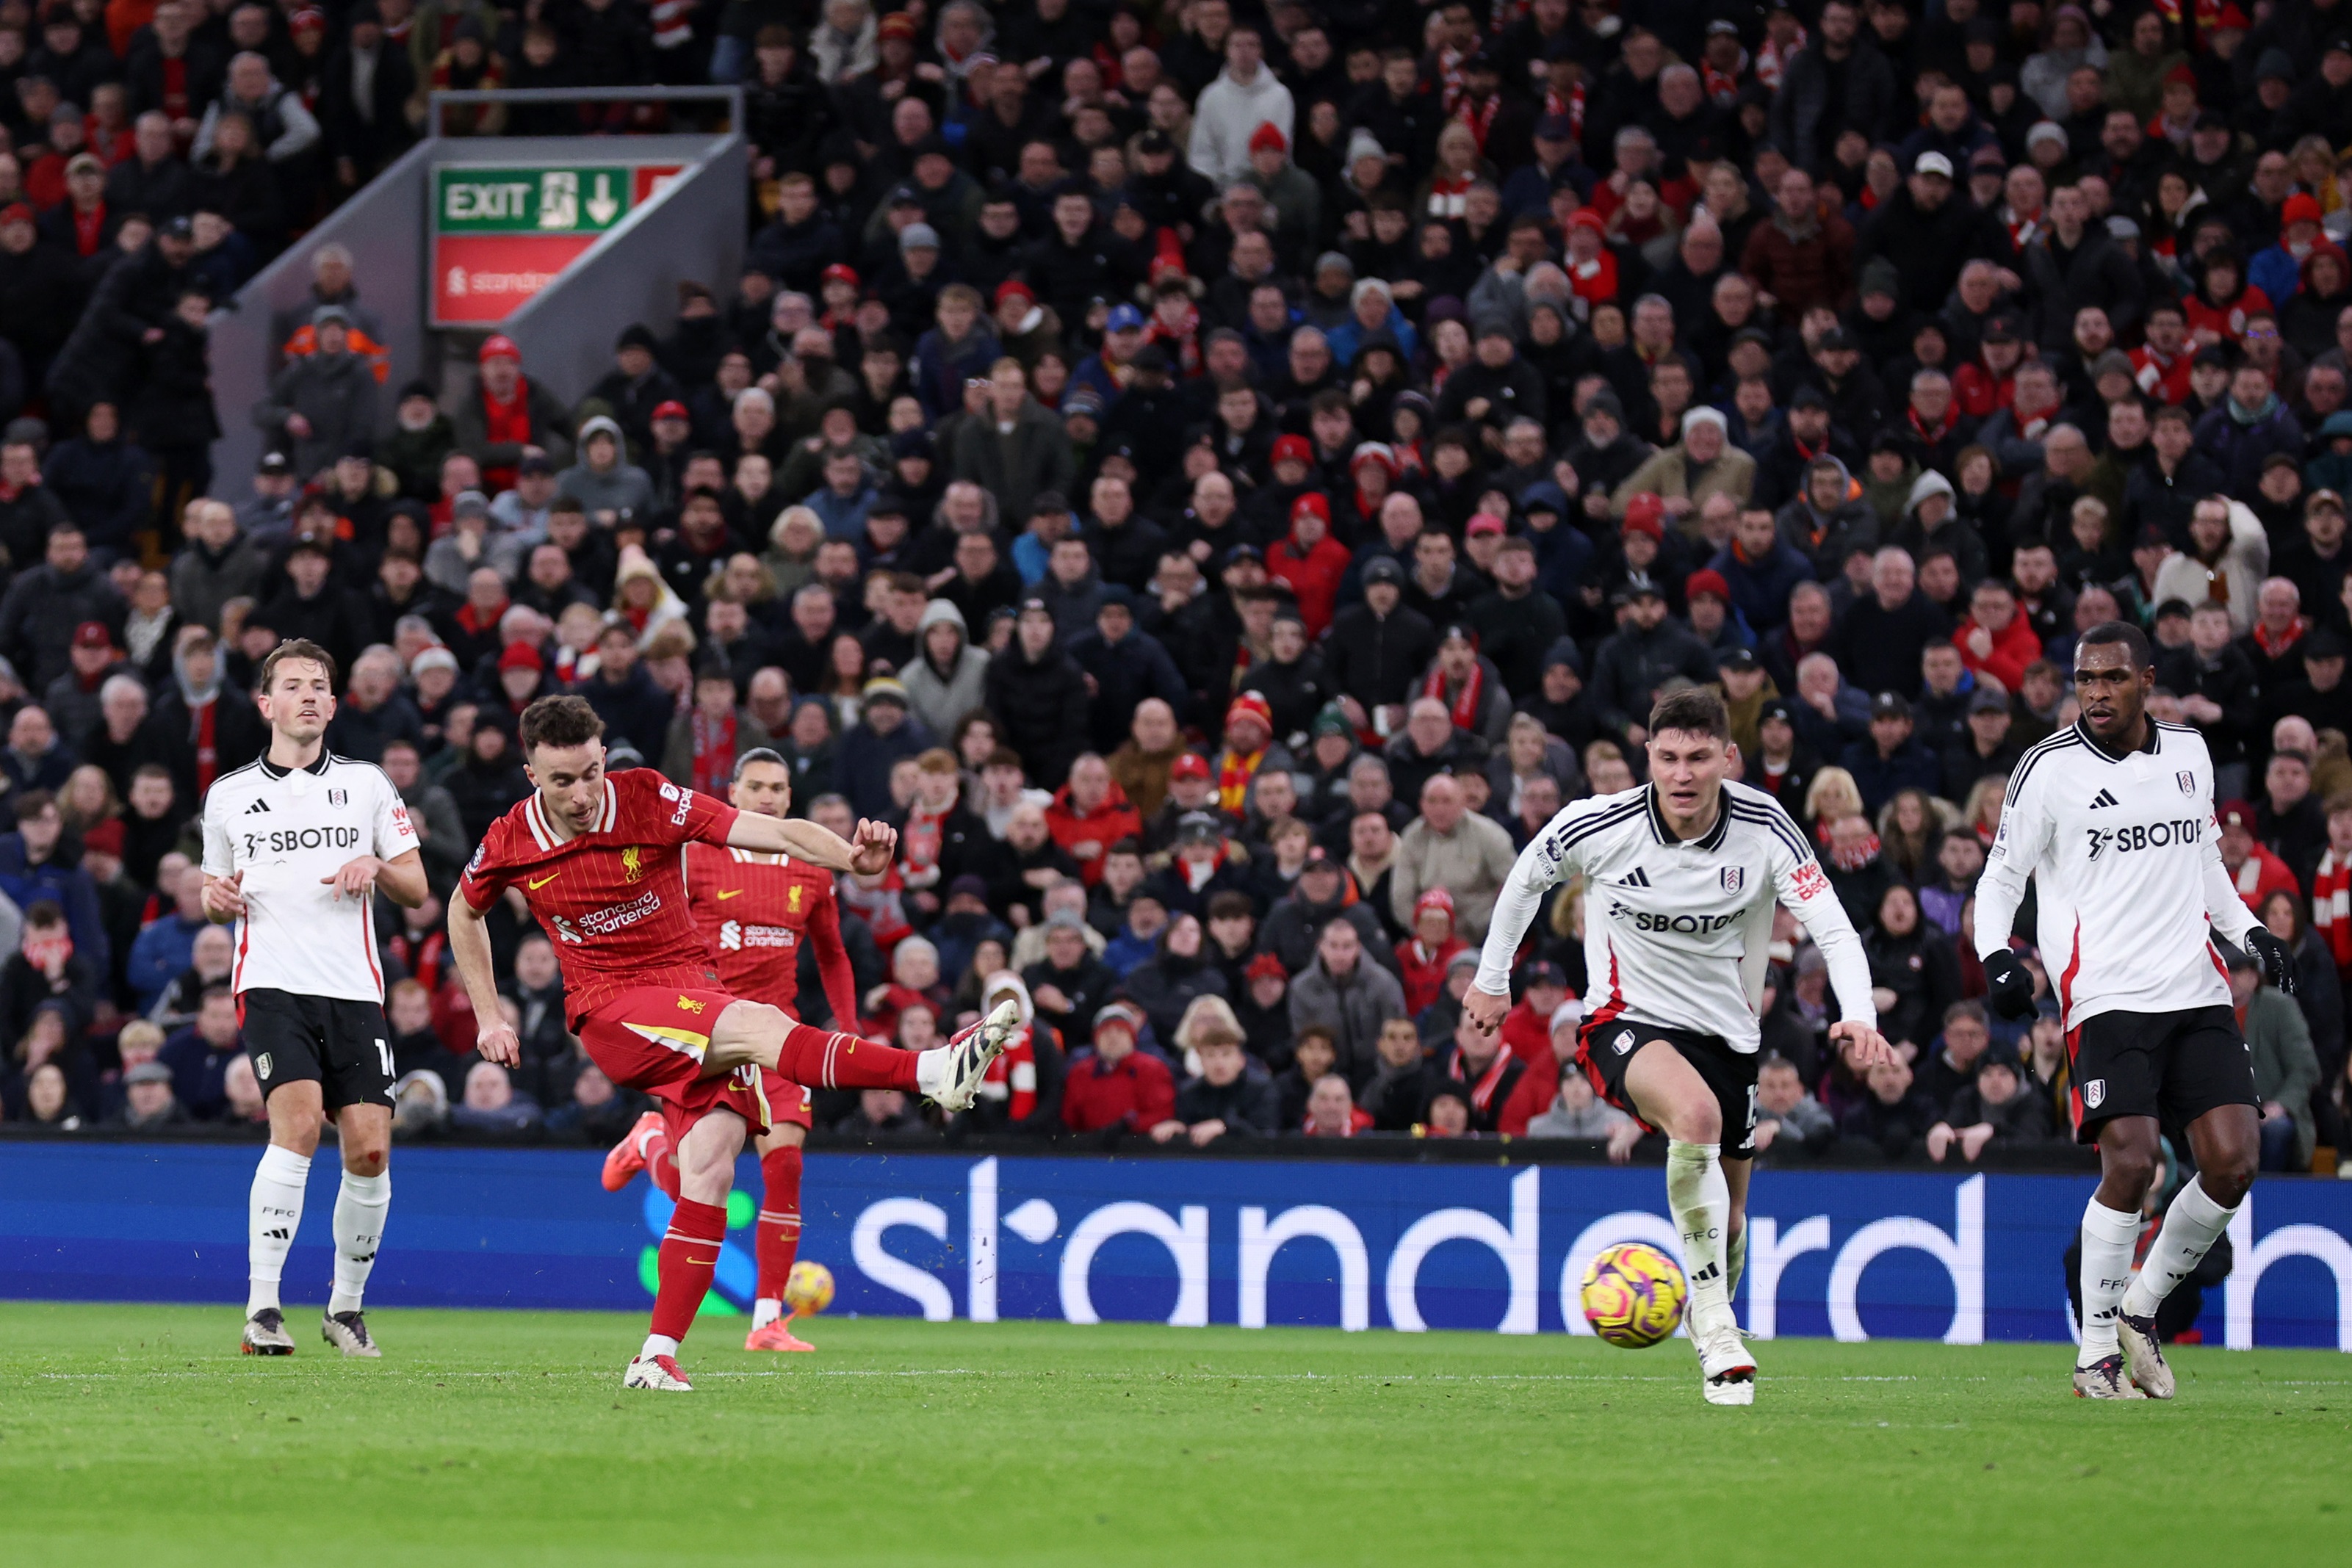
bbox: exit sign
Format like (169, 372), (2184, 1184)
(428, 162), (682, 326)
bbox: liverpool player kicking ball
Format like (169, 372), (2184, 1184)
(1465, 688), (1893, 1406)
(1974, 622), (2297, 1400)
(602, 746), (863, 1352)
(450, 698), (1018, 1391)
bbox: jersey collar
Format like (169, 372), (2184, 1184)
(524, 779), (618, 850)
(256, 750), (332, 780)
(1645, 783), (1734, 852)
(2074, 716), (2160, 763)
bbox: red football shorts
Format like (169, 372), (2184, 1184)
(574, 986), (773, 1142)
(763, 1072), (814, 1130)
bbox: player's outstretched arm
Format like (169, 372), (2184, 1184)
(447, 895), (520, 1067)
(729, 813), (899, 875)
(1466, 804), (1581, 1033)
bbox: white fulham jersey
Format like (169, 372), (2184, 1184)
(1476, 780), (1876, 1051)
(1975, 718), (2260, 1030)
(201, 751), (419, 1003)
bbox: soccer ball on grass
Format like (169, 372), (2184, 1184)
(782, 1260), (835, 1316)
(1579, 1242), (1687, 1348)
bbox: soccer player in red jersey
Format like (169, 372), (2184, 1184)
(449, 698), (1017, 1391)
(600, 747), (859, 1353)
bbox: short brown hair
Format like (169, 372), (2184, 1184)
(260, 637), (338, 691)
(519, 694), (605, 752)
(1649, 685), (1730, 742)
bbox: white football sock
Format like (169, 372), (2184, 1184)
(328, 1169), (390, 1317)
(2121, 1176), (2236, 1321)
(641, 1333), (680, 1361)
(752, 1298), (783, 1330)
(915, 1047), (948, 1098)
(248, 1144), (311, 1316)
(1667, 1141), (1731, 1333)
(1727, 1224), (1747, 1302)
(2077, 1197), (2142, 1361)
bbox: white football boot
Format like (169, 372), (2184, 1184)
(2114, 1309), (2174, 1399)
(321, 1310), (381, 1358)
(929, 998), (1022, 1111)
(1695, 1317), (1757, 1406)
(622, 1354), (693, 1392)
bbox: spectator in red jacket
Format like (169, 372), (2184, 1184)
(1393, 886), (1466, 1014)
(1303, 1073), (1374, 1135)
(1498, 958), (1573, 1069)
(1952, 577), (2041, 693)
(1060, 1002), (1175, 1134)
(1045, 752), (1141, 886)
(2220, 798), (2304, 911)
(1266, 491), (1352, 638)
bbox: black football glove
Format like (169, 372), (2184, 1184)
(1982, 947), (2040, 1021)
(2242, 925), (2298, 996)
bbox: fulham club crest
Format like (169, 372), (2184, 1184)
(328, 787), (348, 808)
(1720, 866), (1745, 893)
(2083, 1079), (2107, 1110)
(2177, 772), (2196, 797)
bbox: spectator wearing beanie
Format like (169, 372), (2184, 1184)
(1611, 406), (1757, 522)
(1266, 493), (1351, 639)
(1061, 1002), (1176, 1137)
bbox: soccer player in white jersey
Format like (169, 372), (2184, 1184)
(1466, 688), (1893, 1405)
(1974, 621), (2296, 1400)
(201, 640), (428, 1357)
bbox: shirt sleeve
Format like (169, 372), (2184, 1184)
(372, 771), (422, 861)
(200, 795), (234, 880)
(1758, 803), (1875, 1027)
(1974, 750), (2055, 961)
(1472, 799), (1599, 995)
(456, 825), (514, 914)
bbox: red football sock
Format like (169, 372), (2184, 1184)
(772, 1020), (920, 1092)
(755, 1146), (804, 1301)
(649, 1198), (727, 1343)
(642, 1124), (679, 1201)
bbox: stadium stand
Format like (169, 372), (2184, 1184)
(1, 0), (2350, 1178)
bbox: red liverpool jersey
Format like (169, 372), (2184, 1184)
(683, 841), (861, 1027)
(458, 768), (741, 1026)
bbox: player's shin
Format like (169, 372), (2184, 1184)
(1727, 1223), (1747, 1302)
(645, 1198), (729, 1359)
(2077, 1196), (2142, 1361)
(753, 1146), (804, 1329)
(1666, 1141), (1733, 1332)
(248, 1144), (311, 1316)
(328, 1169), (389, 1317)
(2120, 1175), (2237, 1320)
(770, 1019), (923, 1094)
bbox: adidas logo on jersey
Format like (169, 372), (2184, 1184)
(1616, 867), (1651, 887)
(245, 799), (271, 814)
(2087, 789), (2119, 809)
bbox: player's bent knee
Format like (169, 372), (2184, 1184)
(711, 1001), (788, 1069)
(343, 1143), (389, 1177)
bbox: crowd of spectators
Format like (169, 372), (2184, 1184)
(7, 0), (2352, 1171)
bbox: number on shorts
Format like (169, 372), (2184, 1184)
(376, 1038), (394, 1077)
(1745, 1083), (1759, 1135)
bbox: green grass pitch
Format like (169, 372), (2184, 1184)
(1, 1302), (2347, 1567)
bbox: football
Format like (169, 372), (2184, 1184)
(782, 1260), (835, 1316)
(1579, 1242), (1687, 1348)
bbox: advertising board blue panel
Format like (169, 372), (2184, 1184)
(2, 1145), (2346, 1347)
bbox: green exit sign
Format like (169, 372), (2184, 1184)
(435, 166), (639, 234)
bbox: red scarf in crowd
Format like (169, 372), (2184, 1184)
(688, 709), (736, 795)
(2314, 848), (2352, 973)
(2253, 617), (2309, 660)
(1450, 1047), (1514, 1113)
(1542, 82), (1585, 139)
(480, 375), (534, 488)
(898, 801), (948, 886)
(1424, 660), (1484, 732)
(1455, 91), (1503, 153)
(1216, 750), (1262, 815)
(982, 1025), (1039, 1119)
